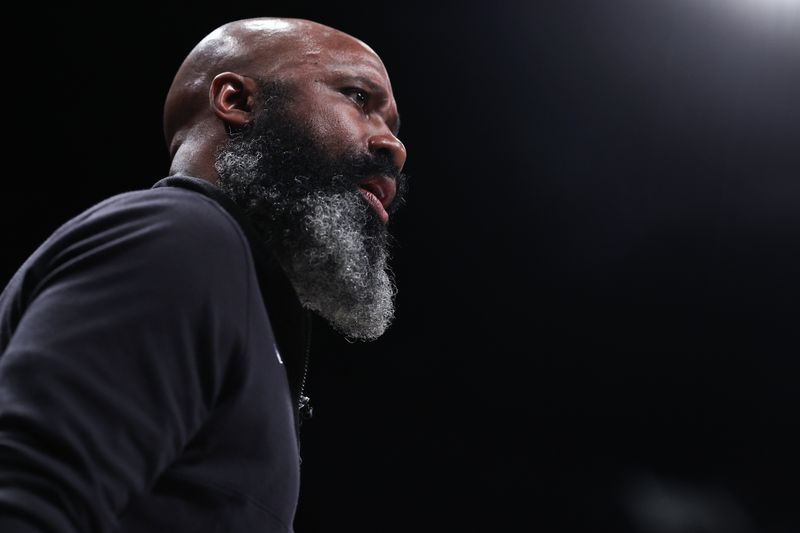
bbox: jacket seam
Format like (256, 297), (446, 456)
(164, 471), (292, 531)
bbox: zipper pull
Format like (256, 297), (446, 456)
(299, 395), (314, 421)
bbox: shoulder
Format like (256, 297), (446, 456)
(85, 186), (246, 249)
(0, 184), (260, 373)
(21, 186), (256, 313)
(48, 186), (250, 272)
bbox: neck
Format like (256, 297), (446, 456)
(168, 122), (224, 184)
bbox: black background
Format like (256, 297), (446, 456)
(4, 1), (800, 531)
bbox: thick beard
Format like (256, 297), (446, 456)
(214, 82), (406, 341)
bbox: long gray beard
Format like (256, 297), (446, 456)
(215, 149), (396, 341)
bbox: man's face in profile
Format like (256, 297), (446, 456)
(215, 53), (408, 341)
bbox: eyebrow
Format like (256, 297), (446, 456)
(346, 74), (381, 91)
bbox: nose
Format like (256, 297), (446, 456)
(368, 133), (407, 173)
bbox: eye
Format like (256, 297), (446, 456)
(343, 87), (369, 110)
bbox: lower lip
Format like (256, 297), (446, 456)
(359, 188), (389, 224)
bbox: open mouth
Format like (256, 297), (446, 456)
(358, 176), (397, 224)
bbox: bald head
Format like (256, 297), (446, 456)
(163, 18), (388, 164)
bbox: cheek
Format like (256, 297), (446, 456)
(301, 100), (365, 154)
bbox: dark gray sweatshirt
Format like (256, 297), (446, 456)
(0, 176), (310, 532)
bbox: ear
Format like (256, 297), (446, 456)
(209, 72), (259, 128)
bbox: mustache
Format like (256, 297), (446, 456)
(347, 151), (402, 181)
(340, 151), (409, 214)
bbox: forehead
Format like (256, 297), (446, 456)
(264, 31), (394, 92)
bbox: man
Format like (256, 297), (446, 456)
(0, 17), (407, 533)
